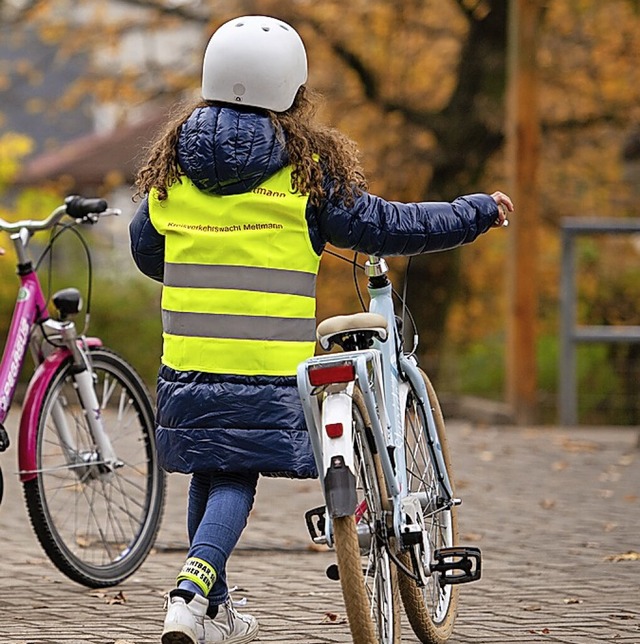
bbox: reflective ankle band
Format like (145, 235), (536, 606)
(176, 557), (217, 596)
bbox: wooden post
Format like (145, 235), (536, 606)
(506, 0), (543, 424)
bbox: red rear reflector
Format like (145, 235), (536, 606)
(325, 422), (344, 438)
(308, 364), (356, 386)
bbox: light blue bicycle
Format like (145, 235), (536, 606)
(298, 255), (481, 644)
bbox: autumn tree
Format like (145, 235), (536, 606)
(3, 0), (640, 418)
(1, 0), (509, 372)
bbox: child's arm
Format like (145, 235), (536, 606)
(129, 196), (165, 282)
(316, 189), (507, 257)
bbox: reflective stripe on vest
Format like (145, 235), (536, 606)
(163, 263), (316, 297)
(148, 166), (320, 376)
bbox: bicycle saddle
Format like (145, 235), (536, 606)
(316, 313), (388, 351)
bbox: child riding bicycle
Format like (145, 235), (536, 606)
(129, 14), (513, 644)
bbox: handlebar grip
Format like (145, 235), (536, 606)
(65, 195), (108, 218)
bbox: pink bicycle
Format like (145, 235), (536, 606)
(0, 196), (165, 587)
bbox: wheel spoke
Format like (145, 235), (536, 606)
(334, 393), (398, 644)
(24, 349), (164, 587)
(398, 371), (458, 640)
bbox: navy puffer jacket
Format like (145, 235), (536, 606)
(129, 105), (499, 478)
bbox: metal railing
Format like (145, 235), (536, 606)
(559, 218), (640, 425)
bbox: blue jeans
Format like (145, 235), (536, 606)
(183, 471), (259, 605)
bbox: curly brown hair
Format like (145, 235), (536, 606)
(134, 86), (367, 207)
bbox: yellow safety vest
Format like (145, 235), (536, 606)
(149, 166), (320, 376)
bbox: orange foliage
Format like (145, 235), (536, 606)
(3, 0), (640, 382)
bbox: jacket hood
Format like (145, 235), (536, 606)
(177, 105), (288, 196)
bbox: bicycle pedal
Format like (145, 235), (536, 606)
(0, 424), (10, 452)
(432, 546), (482, 586)
(305, 505), (327, 543)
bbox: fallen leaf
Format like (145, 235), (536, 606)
(599, 470), (621, 483)
(604, 551), (640, 562)
(522, 604), (542, 612)
(108, 591), (127, 605)
(540, 498), (556, 510)
(608, 613), (635, 620)
(557, 437), (601, 453)
(322, 611), (347, 624)
(25, 557), (49, 565)
(563, 597), (583, 605)
(602, 522), (618, 533)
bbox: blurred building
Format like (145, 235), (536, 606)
(1, 1), (206, 270)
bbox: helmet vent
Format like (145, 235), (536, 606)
(262, 26), (270, 31)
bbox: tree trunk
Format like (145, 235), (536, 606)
(407, 1), (508, 377)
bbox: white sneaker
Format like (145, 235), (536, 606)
(203, 598), (259, 644)
(162, 592), (259, 644)
(162, 592), (208, 644)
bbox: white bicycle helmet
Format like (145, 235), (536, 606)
(202, 15), (308, 113)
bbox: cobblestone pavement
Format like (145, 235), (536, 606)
(0, 412), (638, 644)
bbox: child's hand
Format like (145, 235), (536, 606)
(491, 191), (514, 227)
(0, 247), (5, 256)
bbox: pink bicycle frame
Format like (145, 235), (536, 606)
(0, 271), (100, 481)
(0, 272), (48, 424)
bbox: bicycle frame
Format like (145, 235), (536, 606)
(0, 269), (48, 426)
(297, 259), (455, 556)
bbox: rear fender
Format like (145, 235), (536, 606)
(18, 338), (102, 481)
(321, 382), (358, 518)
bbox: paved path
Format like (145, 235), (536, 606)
(0, 413), (638, 643)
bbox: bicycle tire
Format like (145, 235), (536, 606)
(23, 347), (165, 587)
(397, 369), (459, 644)
(332, 391), (401, 644)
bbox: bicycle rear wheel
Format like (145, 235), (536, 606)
(398, 369), (459, 644)
(23, 347), (165, 587)
(332, 391), (400, 644)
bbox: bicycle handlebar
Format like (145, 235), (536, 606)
(64, 195), (108, 218)
(0, 195), (120, 234)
